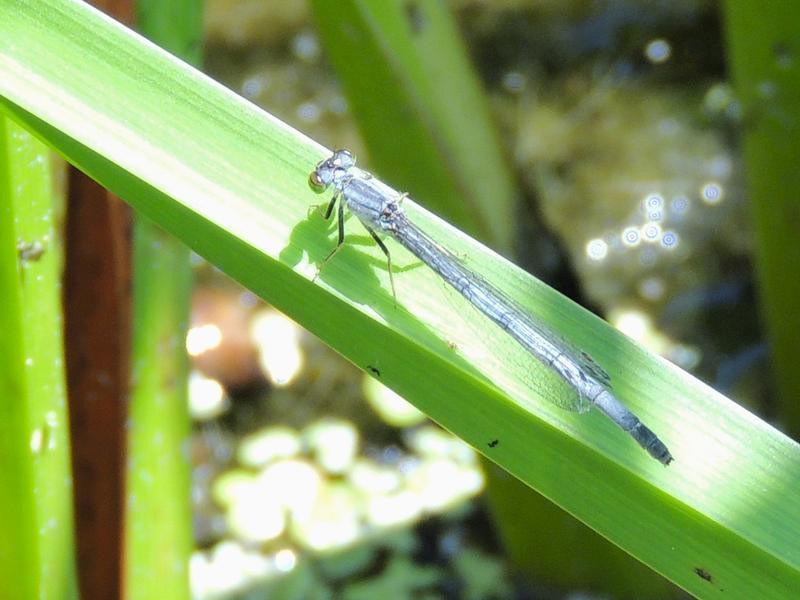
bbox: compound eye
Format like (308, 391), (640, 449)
(308, 171), (327, 193)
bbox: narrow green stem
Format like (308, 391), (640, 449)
(0, 115), (78, 599)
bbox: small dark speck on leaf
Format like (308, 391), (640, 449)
(773, 41), (794, 69)
(17, 240), (45, 262)
(488, 439), (499, 448)
(367, 365), (381, 377)
(405, 1), (426, 34)
(694, 567), (713, 583)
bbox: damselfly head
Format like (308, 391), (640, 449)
(309, 149), (356, 193)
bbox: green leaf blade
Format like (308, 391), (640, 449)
(2, 1), (800, 596)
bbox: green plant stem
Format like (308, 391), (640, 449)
(125, 219), (193, 599)
(0, 115), (78, 599)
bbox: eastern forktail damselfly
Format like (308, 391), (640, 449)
(309, 149), (673, 465)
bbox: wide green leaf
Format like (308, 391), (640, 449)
(2, 1), (799, 597)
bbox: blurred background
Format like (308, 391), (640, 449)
(7, 0), (799, 599)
